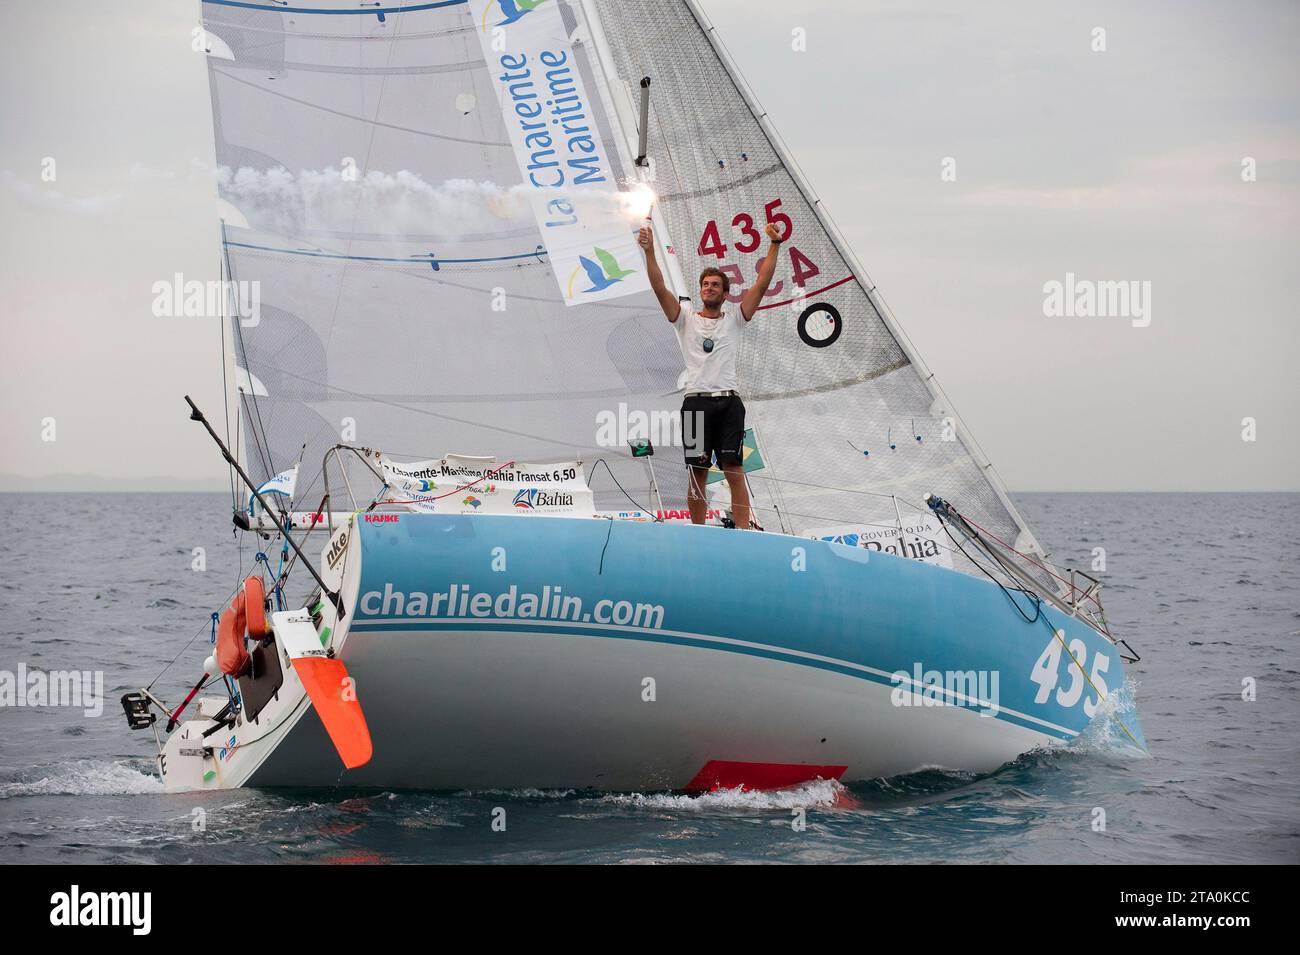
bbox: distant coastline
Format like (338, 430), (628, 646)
(0, 473), (227, 493)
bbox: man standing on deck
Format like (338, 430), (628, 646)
(638, 221), (783, 528)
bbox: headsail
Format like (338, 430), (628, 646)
(584, 0), (1060, 586)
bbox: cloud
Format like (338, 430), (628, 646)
(949, 140), (1300, 232)
(2, 170), (122, 217)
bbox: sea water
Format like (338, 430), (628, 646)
(0, 492), (1295, 864)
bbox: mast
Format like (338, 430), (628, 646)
(218, 219), (246, 505)
(577, 0), (690, 301)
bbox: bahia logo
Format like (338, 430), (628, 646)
(462, 495), (482, 509)
(571, 247), (637, 296)
(513, 488), (575, 509)
(485, 0), (548, 29)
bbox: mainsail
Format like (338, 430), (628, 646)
(200, 0), (1059, 590)
(202, 0), (687, 514)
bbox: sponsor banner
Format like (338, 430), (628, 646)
(377, 453), (593, 517)
(442, 454), (588, 489)
(595, 510), (654, 522)
(498, 486), (592, 515)
(380, 457), (442, 494)
(378, 457), (441, 513)
(467, 0), (649, 306)
(804, 512), (953, 569)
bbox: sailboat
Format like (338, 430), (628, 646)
(124, 0), (1145, 793)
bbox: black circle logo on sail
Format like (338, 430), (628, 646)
(796, 303), (842, 348)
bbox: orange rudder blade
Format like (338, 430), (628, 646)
(290, 657), (373, 769)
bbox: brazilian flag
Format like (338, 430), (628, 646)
(706, 428), (765, 484)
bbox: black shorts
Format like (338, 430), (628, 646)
(681, 393), (745, 468)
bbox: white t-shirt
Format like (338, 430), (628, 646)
(673, 301), (748, 394)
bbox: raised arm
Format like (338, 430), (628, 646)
(740, 222), (785, 321)
(638, 225), (681, 322)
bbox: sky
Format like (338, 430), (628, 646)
(0, 0), (1296, 491)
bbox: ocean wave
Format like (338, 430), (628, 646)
(0, 759), (164, 798)
(454, 787), (579, 800)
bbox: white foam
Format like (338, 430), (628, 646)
(1071, 677), (1149, 757)
(0, 759), (164, 798)
(594, 777), (847, 811)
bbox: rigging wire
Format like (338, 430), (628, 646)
(937, 514), (1044, 625)
(218, 253), (237, 511)
(238, 391), (274, 484)
(955, 510), (1103, 614)
(587, 458), (656, 516)
(221, 232), (276, 479)
(146, 575), (246, 692)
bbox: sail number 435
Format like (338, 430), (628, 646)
(1030, 633), (1111, 718)
(697, 198), (822, 300)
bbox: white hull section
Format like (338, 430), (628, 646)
(163, 624), (1056, 794)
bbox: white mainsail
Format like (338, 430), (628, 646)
(203, 0), (686, 514)
(200, 0), (1060, 591)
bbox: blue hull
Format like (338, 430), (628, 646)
(248, 513), (1143, 790)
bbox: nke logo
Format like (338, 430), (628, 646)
(326, 531), (349, 568)
(49, 885), (151, 935)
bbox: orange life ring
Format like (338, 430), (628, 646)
(244, 575), (270, 639)
(216, 592), (251, 677)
